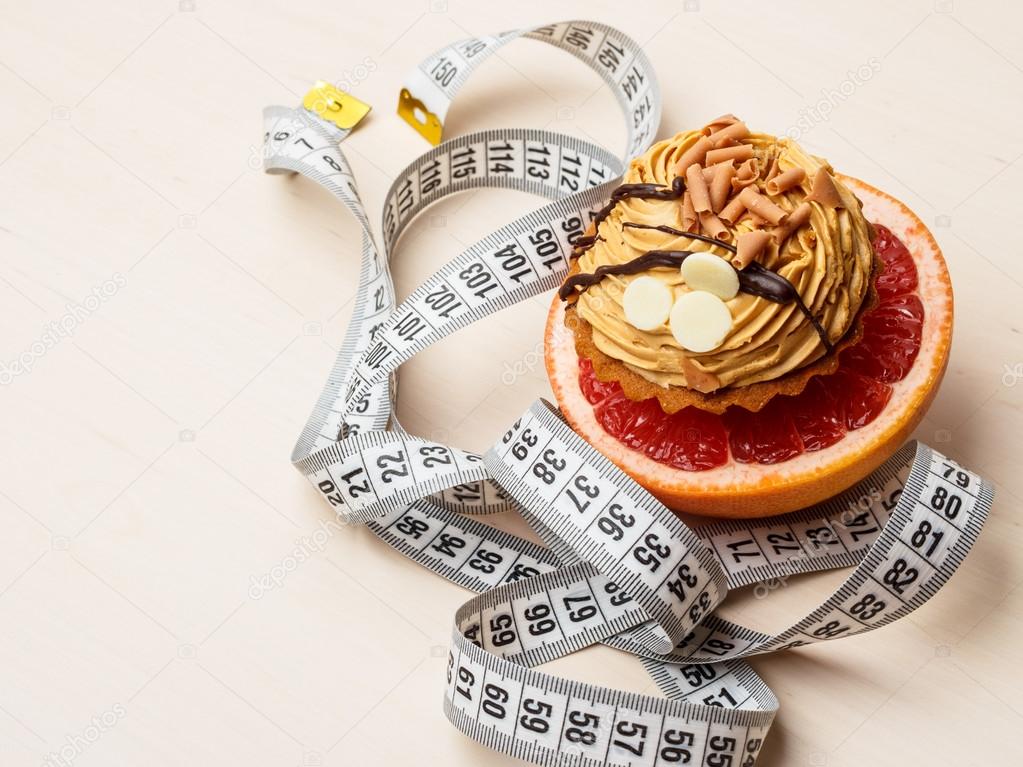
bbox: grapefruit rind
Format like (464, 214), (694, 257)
(544, 176), (953, 518)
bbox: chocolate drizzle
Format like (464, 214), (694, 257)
(622, 222), (738, 255)
(573, 178), (685, 254)
(743, 263), (834, 353)
(560, 242), (834, 354)
(559, 250), (694, 299)
(567, 183), (835, 353)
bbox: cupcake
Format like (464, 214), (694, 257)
(545, 115), (953, 518)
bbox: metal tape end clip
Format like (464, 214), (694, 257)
(397, 88), (442, 145)
(303, 81), (372, 131)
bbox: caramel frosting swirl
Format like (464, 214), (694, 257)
(572, 128), (874, 391)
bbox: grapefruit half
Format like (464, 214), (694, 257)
(544, 177), (953, 518)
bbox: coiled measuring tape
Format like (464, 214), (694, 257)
(262, 20), (994, 765)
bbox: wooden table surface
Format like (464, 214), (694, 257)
(2, 1), (1021, 764)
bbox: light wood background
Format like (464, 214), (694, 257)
(1, 1), (1021, 765)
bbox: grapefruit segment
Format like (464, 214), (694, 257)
(831, 369), (893, 430)
(590, 368), (730, 471)
(841, 297), (924, 383)
(545, 177), (953, 517)
(579, 358), (621, 405)
(789, 376), (846, 452)
(722, 397), (804, 466)
(594, 389), (664, 450)
(642, 406), (729, 471)
(873, 223), (918, 299)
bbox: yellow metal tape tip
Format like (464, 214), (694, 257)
(397, 88), (442, 145)
(302, 81), (371, 131)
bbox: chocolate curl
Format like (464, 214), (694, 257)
(706, 144), (754, 166)
(764, 155), (780, 183)
(701, 166), (716, 183)
(698, 210), (731, 241)
(738, 187), (788, 225)
(731, 158), (760, 191)
(673, 136), (714, 177)
(681, 191), (698, 232)
(806, 168), (845, 208)
(766, 167), (807, 196)
(707, 120), (750, 147)
(701, 113), (741, 136)
(686, 163), (713, 214)
(771, 202), (813, 245)
(680, 354), (721, 393)
(732, 230), (772, 269)
(718, 193), (748, 225)
(710, 161), (736, 213)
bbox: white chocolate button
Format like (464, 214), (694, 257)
(622, 275), (673, 331)
(669, 290), (732, 352)
(680, 251), (740, 300)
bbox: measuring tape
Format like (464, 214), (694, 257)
(262, 20), (993, 765)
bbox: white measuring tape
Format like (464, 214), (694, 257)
(263, 20), (993, 765)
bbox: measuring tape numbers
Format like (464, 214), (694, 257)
(262, 19), (994, 766)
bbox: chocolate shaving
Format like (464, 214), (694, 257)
(698, 210), (730, 241)
(706, 144), (754, 166)
(732, 230), (772, 270)
(673, 136), (714, 177)
(681, 191), (698, 231)
(719, 193), (748, 225)
(731, 158), (760, 191)
(707, 120), (750, 147)
(806, 168), (845, 208)
(686, 164), (713, 213)
(680, 355), (722, 394)
(772, 202), (813, 245)
(701, 114), (741, 135)
(709, 161), (736, 212)
(738, 187), (788, 225)
(766, 167), (807, 196)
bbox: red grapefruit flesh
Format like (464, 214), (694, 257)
(545, 177), (953, 518)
